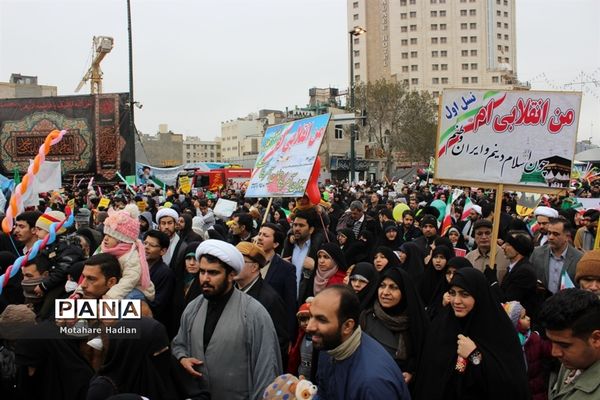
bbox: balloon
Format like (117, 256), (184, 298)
(306, 157), (321, 205)
(393, 203), (410, 221)
(430, 199), (447, 222)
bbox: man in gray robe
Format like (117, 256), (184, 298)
(172, 239), (282, 400)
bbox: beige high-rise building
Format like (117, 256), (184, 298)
(183, 137), (222, 164)
(348, 0), (528, 95)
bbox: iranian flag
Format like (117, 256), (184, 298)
(560, 270), (575, 291)
(461, 197), (476, 221)
(441, 189), (463, 236)
(527, 218), (539, 235)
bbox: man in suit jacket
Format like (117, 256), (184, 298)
(257, 223), (298, 339)
(235, 241), (290, 365)
(335, 201), (379, 241)
(530, 217), (583, 294)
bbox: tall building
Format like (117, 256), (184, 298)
(348, 0), (528, 95)
(183, 137), (222, 164)
(139, 124), (183, 167)
(0, 73), (57, 99)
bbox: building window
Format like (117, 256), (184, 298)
(492, 76), (499, 83)
(411, 65), (418, 71)
(504, 34), (509, 40)
(504, 11), (508, 17)
(355, 75), (361, 82)
(410, 25), (417, 31)
(410, 11), (416, 17)
(353, 1), (359, 8)
(440, 37), (447, 43)
(497, 22), (502, 28)
(470, 49), (477, 56)
(353, 14), (359, 20)
(401, 26), (408, 32)
(460, 9), (467, 16)
(354, 62), (360, 69)
(440, 24), (447, 30)
(461, 23), (468, 29)
(430, 0), (437, 3)
(354, 50), (360, 57)
(402, 39), (408, 45)
(401, 13), (407, 19)
(441, 77), (449, 84)
(411, 78), (418, 84)
(335, 125), (344, 140)
(505, 46), (509, 52)
(410, 0), (416, 4)
(431, 10), (437, 17)
(400, 0), (407, 4)
(504, 0), (508, 5)
(441, 50), (447, 57)
(441, 64), (448, 70)
(432, 50), (439, 57)
(440, 10), (446, 16)
(432, 77), (439, 84)
(431, 37), (438, 44)
(433, 91), (440, 97)
(432, 64), (439, 70)
(439, 0), (446, 3)
(411, 51), (418, 58)
(470, 36), (477, 43)
(354, 38), (359, 45)
(470, 22), (477, 29)
(469, 9), (476, 16)
(402, 52), (409, 59)
(497, 33), (502, 39)
(403, 79), (409, 85)
(462, 50), (469, 56)
(498, 56), (503, 62)
(461, 0), (467, 2)
(186, 144), (190, 149)
(471, 77), (478, 83)
(461, 36), (468, 43)
(462, 77), (470, 83)
(462, 63), (469, 70)
(497, 10), (501, 16)
(497, 44), (502, 51)
(431, 24), (438, 30)
(410, 38), (417, 44)
(402, 66), (409, 72)
(471, 63), (478, 69)
(504, 57), (510, 63)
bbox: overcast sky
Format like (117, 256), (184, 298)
(1, 0), (599, 144)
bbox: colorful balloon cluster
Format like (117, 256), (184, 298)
(306, 157), (322, 205)
(0, 207), (74, 295)
(1, 129), (67, 234)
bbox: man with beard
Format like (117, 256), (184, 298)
(307, 285), (410, 400)
(533, 206), (559, 247)
(156, 208), (187, 269)
(574, 209), (598, 252)
(172, 239), (281, 400)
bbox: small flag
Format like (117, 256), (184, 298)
(560, 270), (575, 291)
(461, 197), (475, 221)
(527, 218), (539, 235)
(441, 192), (455, 236)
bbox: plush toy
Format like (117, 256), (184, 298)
(262, 373), (318, 400)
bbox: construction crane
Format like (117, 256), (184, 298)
(75, 36), (114, 94)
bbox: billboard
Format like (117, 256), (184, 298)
(436, 89), (581, 188)
(0, 93), (135, 181)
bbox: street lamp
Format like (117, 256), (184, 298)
(349, 26), (366, 183)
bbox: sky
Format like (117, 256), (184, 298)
(0, 0), (599, 144)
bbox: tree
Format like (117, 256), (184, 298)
(354, 79), (438, 177)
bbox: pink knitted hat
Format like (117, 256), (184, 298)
(103, 210), (139, 244)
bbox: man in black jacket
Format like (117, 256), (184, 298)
(235, 241), (290, 366)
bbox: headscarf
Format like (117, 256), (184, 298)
(420, 245), (455, 307)
(350, 262), (379, 311)
(378, 221), (402, 251)
(366, 267), (429, 369)
(373, 246), (402, 274)
(338, 228), (367, 267)
(398, 241), (426, 285)
(314, 242), (346, 295)
(93, 318), (176, 399)
(415, 268), (529, 400)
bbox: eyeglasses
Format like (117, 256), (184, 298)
(143, 241), (161, 248)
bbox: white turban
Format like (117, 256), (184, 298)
(156, 208), (179, 224)
(534, 206), (558, 219)
(195, 239), (244, 275)
(472, 205), (482, 215)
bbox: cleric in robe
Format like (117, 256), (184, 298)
(171, 239), (282, 400)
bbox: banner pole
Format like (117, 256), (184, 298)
(489, 183), (504, 270)
(262, 197), (274, 225)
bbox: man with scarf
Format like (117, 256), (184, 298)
(172, 239), (282, 400)
(307, 285), (410, 400)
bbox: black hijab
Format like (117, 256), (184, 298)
(91, 318), (177, 399)
(339, 228), (367, 267)
(170, 241), (201, 336)
(350, 262), (379, 311)
(373, 246), (402, 273)
(378, 221), (402, 251)
(398, 241), (426, 285)
(420, 245), (455, 306)
(415, 268), (529, 400)
(318, 242), (348, 272)
(423, 256), (473, 321)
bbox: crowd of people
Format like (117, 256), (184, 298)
(0, 177), (598, 400)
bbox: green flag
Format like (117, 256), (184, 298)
(13, 168), (20, 185)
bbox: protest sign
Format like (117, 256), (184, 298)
(245, 114), (330, 198)
(435, 89), (581, 189)
(213, 198), (238, 218)
(179, 175), (191, 194)
(98, 197), (110, 209)
(135, 162), (184, 187)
